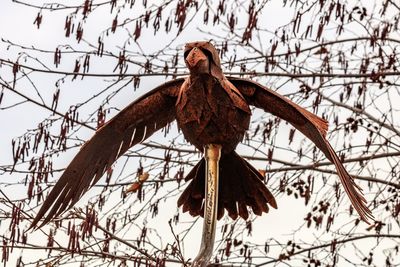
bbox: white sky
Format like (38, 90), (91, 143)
(1, 1), (399, 266)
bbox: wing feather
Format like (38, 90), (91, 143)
(31, 78), (184, 228)
(230, 77), (373, 223)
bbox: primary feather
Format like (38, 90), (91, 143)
(31, 41), (373, 229)
(30, 79), (184, 228)
(230, 78), (373, 222)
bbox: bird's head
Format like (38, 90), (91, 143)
(184, 41), (223, 79)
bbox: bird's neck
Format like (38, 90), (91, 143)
(188, 73), (219, 85)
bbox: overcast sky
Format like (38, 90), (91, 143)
(1, 1), (398, 266)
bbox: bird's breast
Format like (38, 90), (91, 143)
(175, 76), (251, 152)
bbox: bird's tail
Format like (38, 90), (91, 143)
(177, 151), (277, 220)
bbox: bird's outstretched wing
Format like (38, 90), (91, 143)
(230, 77), (373, 223)
(31, 78), (185, 228)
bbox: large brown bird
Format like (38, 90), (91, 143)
(31, 41), (372, 228)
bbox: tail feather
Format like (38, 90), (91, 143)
(177, 159), (204, 214)
(177, 151), (277, 220)
(246, 160), (277, 208)
(238, 201), (249, 220)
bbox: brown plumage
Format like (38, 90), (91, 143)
(30, 41), (373, 229)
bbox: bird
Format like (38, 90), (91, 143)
(30, 41), (373, 228)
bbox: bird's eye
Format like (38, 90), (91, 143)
(184, 50), (191, 59)
(200, 48), (213, 60)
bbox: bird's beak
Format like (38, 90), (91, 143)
(185, 47), (208, 69)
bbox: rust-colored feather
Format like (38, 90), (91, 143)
(30, 79), (184, 229)
(33, 41), (372, 230)
(230, 77), (373, 223)
(178, 152), (277, 220)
